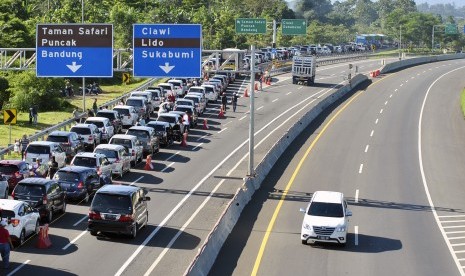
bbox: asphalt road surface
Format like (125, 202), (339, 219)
(211, 59), (465, 276)
(7, 57), (404, 276)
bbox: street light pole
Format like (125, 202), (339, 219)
(248, 45), (255, 177)
(82, 0), (86, 113)
(399, 25), (402, 60)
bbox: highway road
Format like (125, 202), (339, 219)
(7, 57), (401, 276)
(211, 59), (465, 276)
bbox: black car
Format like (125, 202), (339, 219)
(53, 166), (105, 203)
(88, 184), (150, 238)
(146, 121), (173, 146)
(46, 131), (85, 162)
(12, 178), (66, 222)
(96, 110), (123, 134)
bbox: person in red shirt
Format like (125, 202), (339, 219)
(0, 220), (14, 269)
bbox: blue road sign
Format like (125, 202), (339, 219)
(133, 24), (202, 78)
(36, 24), (113, 77)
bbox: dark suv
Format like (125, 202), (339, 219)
(12, 178), (66, 222)
(96, 110), (123, 134)
(54, 166), (104, 203)
(46, 131), (84, 162)
(88, 185), (150, 238)
(0, 160), (30, 191)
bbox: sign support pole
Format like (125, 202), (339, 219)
(248, 45), (255, 176)
(82, 77), (86, 112)
(9, 124), (11, 150)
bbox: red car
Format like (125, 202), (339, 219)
(0, 160), (30, 191)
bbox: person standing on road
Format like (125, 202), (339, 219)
(182, 112), (190, 133)
(32, 105), (38, 125)
(47, 156), (59, 179)
(92, 98), (98, 115)
(232, 92), (239, 112)
(0, 219), (14, 269)
(19, 134), (29, 160)
(221, 92), (227, 114)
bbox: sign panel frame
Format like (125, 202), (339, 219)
(36, 23), (113, 78)
(132, 24), (202, 78)
(235, 18), (267, 34)
(282, 19), (307, 35)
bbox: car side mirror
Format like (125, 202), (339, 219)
(346, 210), (352, 217)
(299, 207), (306, 213)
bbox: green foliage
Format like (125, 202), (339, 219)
(0, 76), (10, 110)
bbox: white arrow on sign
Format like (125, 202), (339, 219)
(159, 62), (175, 74)
(66, 61), (82, 73)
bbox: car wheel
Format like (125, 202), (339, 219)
(90, 230), (98, 236)
(61, 201), (66, 214)
(340, 242), (347, 248)
(131, 223), (137, 239)
(47, 209), (53, 223)
(301, 239), (307, 245)
(35, 220), (40, 234)
(84, 191), (90, 203)
(18, 229), (26, 246)
(119, 171), (123, 179)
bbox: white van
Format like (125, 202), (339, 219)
(185, 94), (206, 114)
(168, 79), (186, 96)
(201, 84), (218, 102)
(159, 83), (175, 97)
(24, 141), (67, 168)
(130, 91), (154, 114)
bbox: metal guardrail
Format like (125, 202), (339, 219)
(0, 52), (369, 159)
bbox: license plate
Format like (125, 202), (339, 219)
(103, 214), (117, 221)
(317, 236), (329, 240)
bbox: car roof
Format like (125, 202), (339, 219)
(97, 184), (140, 195)
(28, 141), (58, 146)
(128, 126), (154, 131)
(312, 191), (343, 204)
(18, 178), (54, 185)
(49, 131), (73, 136)
(113, 105), (134, 110)
(0, 160), (25, 166)
(74, 152), (105, 158)
(97, 110), (117, 114)
(147, 121), (169, 126)
(72, 123), (97, 129)
(0, 199), (23, 210)
(111, 134), (137, 140)
(85, 116), (109, 122)
(127, 96), (146, 100)
(158, 113), (180, 118)
(95, 144), (125, 150)
(175, 105), (193, 110)
(57, 166), (93, 173)
(131, 91), (150, 95)
(189, 86), (205, 90)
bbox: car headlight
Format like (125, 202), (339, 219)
(336, 226), (346, 232)
(303, 224), (312, 231)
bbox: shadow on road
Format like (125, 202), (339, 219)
(4, 263), (78, 276)
(310, 233), (402, 253)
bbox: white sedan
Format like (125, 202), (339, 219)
(0, 199), (40, 246)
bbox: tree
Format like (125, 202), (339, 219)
(295, 0), (333, 23)
(0, 76), (10, 111)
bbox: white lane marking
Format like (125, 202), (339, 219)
(364, 145), (369, 153)
(417, 73), (421, 76)
(218, 128), (228, 134)
(223, 121), (232, 126)
(73, 215), (88, 227)
(380, 109), (383, 114)
(115, 83), (342, 276)
(192, 143), (204, 151)
(395, 89), (398, 92)
(239, 115), (247, 121)
(449, 237), (465, 240)
(245, 111), (250, 114)
(411, 76), (415, 79)
(257, 106), (264, 111)
(405, 80), (409, 83)
(375, 118), (379, 124)
(130, 176), (144, 185)
(161, 162), (176, 172)
(418, 65), (465, 276)
(390, 94), (393, 98)
(384, 101), (388, 105)
(286, 92), (292, 95)
(447, 231), (465, 234)
(440, 215), (465, 218)
(423, 71), (426, 73)
(62, 230), (87, 250)
(359, 164), (363, 174)
(451, 243), (465, 247)
(354, 226), (359, 246)
(272, 98), (279, 103)
(442, 220), (465, 223)
(297, 86), (303, 90)
(443, 225), (465, 229)
(355, 189), (359, 203)
(165, 151), (181, 162)
(400, 83), (403, 87)
(370, 130), (374, 137)
(7, 260), (30, 276)
(196, 134), (209, 142)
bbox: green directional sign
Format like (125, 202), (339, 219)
(235, 18), (266, 34)
(445, 24), (458, 35)
(282, 19), (307, 35)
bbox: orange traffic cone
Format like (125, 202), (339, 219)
(203, 118), (209, 129)
(244, 88), (249, 97)
(181, 132), (188, 147)
(36, 224), (52, 249)
(144, 154), (153, 170)
(218, 107), (225, 118)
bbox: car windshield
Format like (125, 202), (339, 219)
(110, 138), (132, 148)
(72, 157), (96, 167)
(26, 145), (50, 154)
(148, 124), (165, 132)
(94, 149), (118, 159)
(54, 171), (80, 182)
(157, 116), (176, 124)
(176, 100), (192, 106)
(96, 112), (115, 120)
(71, 127), (91, 135)
(47, 135), (69, 143)
(203, 86), (214, 93)
(175, 107), (191, 114)
(132, 94), (148, 100)
(114, 108), (129, 116)
(14, 184), (45, 196)
(126, 130), (149, 139)
(126, 99), (142, 107)
(159, 85), (171, 91)
(189, 88), (203, 93)
(91, 193), (132, 214)
(185, 97), (199, 104)
(0, 210), (15, 219)
(308, 202), (344, 218)
(86, 121), (104, 128)
(0, 164), (19, 174)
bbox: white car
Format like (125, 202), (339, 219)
(24, 141), (67, 168)
(168, 79), (186, 96)
(185, 93), (206, 114)
(113, 105), (139, 128)
(93, 144), (131, 178)
(70, 123), (102, 151)
(85, 117), (115, 143)
(201, 84), (218, 102)
(0, 199), (40, 245)
(300, 191), (352, 246)
(109, 134), (143, 167)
